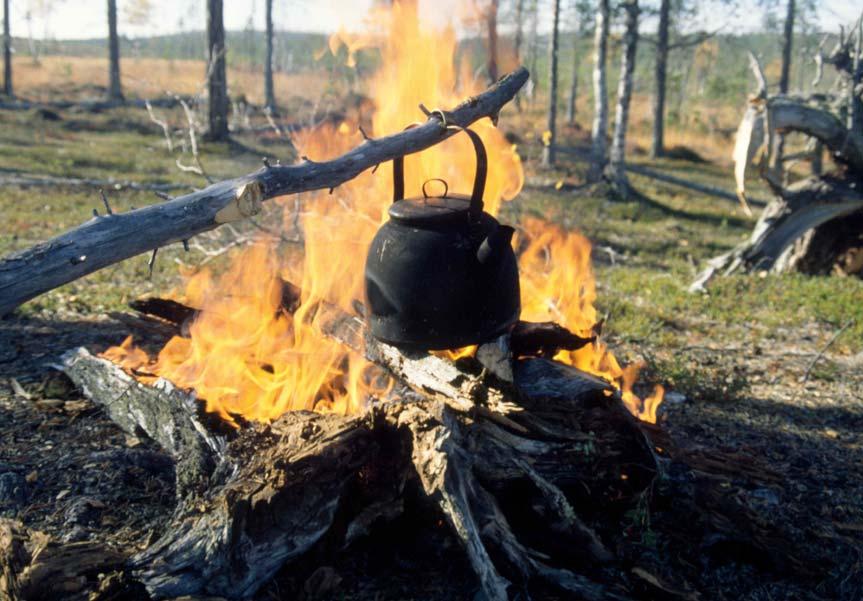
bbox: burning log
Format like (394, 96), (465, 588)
(46, 287), (659, 600)
(0, 67), (529, 317)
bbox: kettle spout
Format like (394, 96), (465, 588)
(476, 224), (515, 265)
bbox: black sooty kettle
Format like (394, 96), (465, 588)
(364, 125), (521, 350)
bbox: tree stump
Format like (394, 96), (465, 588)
(32, 284), (660, 601)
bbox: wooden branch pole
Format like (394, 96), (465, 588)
(0, 67), (529, 317)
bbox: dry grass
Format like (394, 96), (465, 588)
(8, 56), (332, 104)
(627, 92), (741, 163)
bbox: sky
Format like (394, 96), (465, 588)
(4, 0), (861, 41)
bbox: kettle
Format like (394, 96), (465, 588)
(364, 125), (521, 350)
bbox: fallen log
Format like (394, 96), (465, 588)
(693, 31), (863, 288)
(0, 172), (188, 192)
(691, 175), (863, 290)
(0, 67), (529, 317)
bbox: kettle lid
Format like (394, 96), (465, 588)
(388, 178), (474, 225)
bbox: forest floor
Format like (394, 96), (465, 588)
(0, 83), (862, 600)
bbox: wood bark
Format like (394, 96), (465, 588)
(0, 67), (529, 317)
(486, 0), (499, 84)
(513, 0), (524, 111)
(693, 28), (863, 288)
(541, 0), (560, 167)
(691, 175), (863, 290)
(527, 0), (539, 102)
(106, 0), (123, 101)
(589, 0), (610, 180)
(206, 0), (229, 141)
(264, 0), (276, 113)
(50, 275), (658, 600)
(771, 0), (795, 175)
(0, 519), (127, 600)
(2, 0), (10, 97)
(607, 0), (639, 198)
(651, 0), (670, 158)
(565, 30), (578, 125)
(56, 335), (653, 601)
(850, 17), (863, 135)
(779, 0), (795, 95)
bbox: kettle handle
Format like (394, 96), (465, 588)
(393, 123), (488, 216)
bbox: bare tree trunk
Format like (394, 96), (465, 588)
(528, 0), (539, 103)
(514, 0), (524, 111)
(2, 0), (10, 97)
(106, 0), (123, 101)
(772, 0), (795, 175)
(566, 32), (578, 125)
(849, 18), (863, 135)
(206, 0), (229, 141)
(264, 0), (276, 113)
(541, 0), (561, 167)
(651, 0), (670, 158)
(608, 0), (639, 198)
(486, 0), (499, 83)
(589, 0), (610, 180)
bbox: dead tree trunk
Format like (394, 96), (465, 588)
(850, 16), (863, 134)
(651, 0), (670, 158)
(486, 0), (499, 84)
(3, 0), (11, 97)
(0, 67), (529, 317)
(106, 0), (123, 101)
(772, 0), (795, 176)
(692, 33), (863, 290)
(589, 0), (610, 181)
(514, 0), (524, 111)
(607, 0), (639, 198)
(566, 31), (578, 125)
(779, 0), (795, 96)
(541, 0), (560, 167)
(206, 0), (229, 141)
(264, 0), (276, 113)
(527, 0), (539, 103)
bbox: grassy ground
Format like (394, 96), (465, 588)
(1, 71), (862, 599)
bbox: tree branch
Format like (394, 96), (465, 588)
(0, 67), (530, 317)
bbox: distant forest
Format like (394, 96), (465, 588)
(10, 28), (838, 109)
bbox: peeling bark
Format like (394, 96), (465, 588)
(589, 0), (610, 180)
(607, 0), (639, 198)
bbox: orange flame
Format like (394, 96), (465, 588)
(518, 218), (663, 422)
(103, 1), (661, 425)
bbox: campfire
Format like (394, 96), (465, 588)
(100, 3), (662, 427)
(4, 6), (671, 601)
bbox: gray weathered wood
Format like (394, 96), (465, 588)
(106, 0), (123, 101)
(264, 0), (276, 113)
(589, 0), (610, 180)
(206, 0), (228, 141)
(541, 0), (560, 167)
(59, 342), (650, 600)
(59, 348), (225, 495)
(651, 0), (670, 158)
(2, 0), (10, 97)
(0, 67), (528, 316)
(607, 0), (639, 198)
